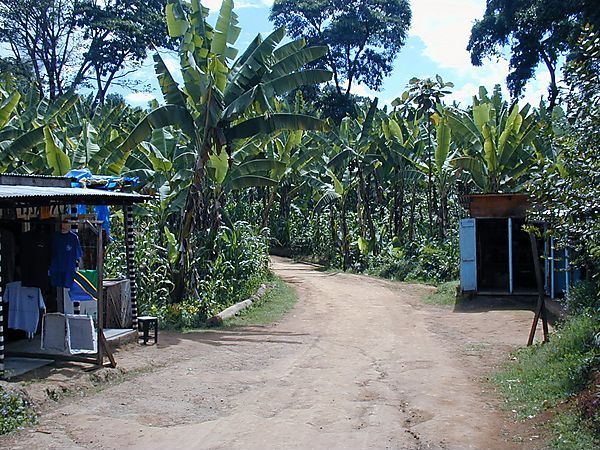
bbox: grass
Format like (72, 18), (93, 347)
(423, 280), (459, 305)
(223, 276), (297, 327)
(493, 311), (600, 449)
(0, 387), (36, 435)
(551, 410), (599, 450)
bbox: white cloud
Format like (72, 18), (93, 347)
(410, 0), (484, 73)
(409, 1), (511, 99)
(409, 0), (552, 107)
(125, 92), (156, 105)
(203, 0), (273, 11)
(521, 70), (551, 107)
(351, 83), (377, 98)
(447, 82), (480, 106)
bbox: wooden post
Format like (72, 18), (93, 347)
(527, 232), (549, 346)
(508, 218), (514, 293)
(124, 205), (138, 331)
(96, 219), (104, 366)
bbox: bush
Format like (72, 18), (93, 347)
(406, 241), (459, 283)
(494, 309), (600, 449)
(564, 280), (600, 314)
(368, 238), (459, 284)
(0, 387), (36, 435)
(495, 311), (599, 418)
(105, 210), (271, 329)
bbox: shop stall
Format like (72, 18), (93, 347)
(0, 174), (148, 378)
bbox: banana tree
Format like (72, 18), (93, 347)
(392, 76), (454, 238)
(447, 86), (539, 193)
(309, 99), (382, 264)
(117, 0), (332, 299)
(313, 169), (358, 270)
(381, 112), (430, 242)
(0, 81), (143, 176)
(1, 87), (80, 174)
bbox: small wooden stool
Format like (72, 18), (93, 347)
(137, 316), (158, 345)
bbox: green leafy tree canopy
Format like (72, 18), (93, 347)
(270, 0), (411, 97)
(467, 0), (600, 109)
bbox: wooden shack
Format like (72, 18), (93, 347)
(0, 174), (148, 378)
(459, 193), (578, 297)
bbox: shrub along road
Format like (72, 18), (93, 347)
(3, 257), (547, 449)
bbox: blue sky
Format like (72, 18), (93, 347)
(125, 0), (552, 108)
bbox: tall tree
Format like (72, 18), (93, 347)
(118, 0), (332, 300)
(74, 0), (173, 107)
(0, 0), (171, 104)
(270, 0), (411, 97)
(527, 25), (600, 283)
(467, 0), (600, 110)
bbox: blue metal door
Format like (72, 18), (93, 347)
(460, 218), (477, 292)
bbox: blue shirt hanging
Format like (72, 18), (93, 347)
(94, 205), (111, 240)
(49, 231), (82, 288)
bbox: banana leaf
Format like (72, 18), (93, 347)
(264, 70), (332, 97)
(154, 52), (187, 107)
(118, 105), (195, 153)
(0, 91), (20, 128)
(266, 46), (329, 81)
(225, 174), (278, 191)
(44, 127), (71, 176)
(225, 114), (326, 140)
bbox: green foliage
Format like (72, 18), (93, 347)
(106, 210), (271, 329)
(526, 25), (600, 285)
(447, 85), (538, 193)
(494, 311), (600, 418)
(119, 0), (331, 301)
(468, 0), (600, 108)
(270, 0), (411, 109)
(0, 0), (172, 104)
(564, 281), (600, 315)
(367, 238), (459, 284)
(423, 280), (459, 305)
(551, 409), (600, 450)
(224, 276), (297, 327)
(0, 387), (36, 435)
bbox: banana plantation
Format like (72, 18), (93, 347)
(0, 0), (599, 448)
(0, 0), (597, 327)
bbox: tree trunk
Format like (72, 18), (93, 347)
(360, 171), (377, 255)
(340, 199), (349, 270)
(408, 183), (417, 242)
(396, 175), (405, 238)
(329, 207), (338, 254)
(175, 138), (211, 302)
(261, 187), (276, 229)
(426, 121), (434, 238)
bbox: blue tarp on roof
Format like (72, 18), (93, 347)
(66, 168), (139, 190)
(66, 169), (141, 240)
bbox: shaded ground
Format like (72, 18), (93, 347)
(2, 257), (549, 449)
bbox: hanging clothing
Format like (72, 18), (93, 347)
(0, 229), (16, 283)
(3, 282), (46, 334)
(21, 229), (52, 291)
(94, 205), (111, 240)
(49, 231), (82, 288)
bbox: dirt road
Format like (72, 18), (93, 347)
(3, 257), (545, 450)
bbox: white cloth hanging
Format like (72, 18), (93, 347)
(3, 281), (46, 335)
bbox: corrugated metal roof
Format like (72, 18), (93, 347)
(0, 185), (149, 206)
(0, 173), (73, 187)
(0, 173), (73, 179)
